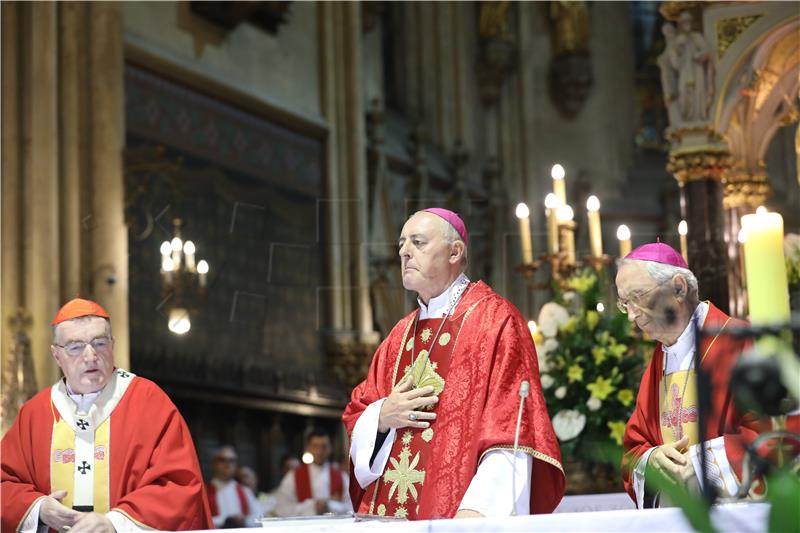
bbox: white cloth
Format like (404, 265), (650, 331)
(254, 502), (770, 532)
(417, 273), (470, 319)
(21, 380), (142, 532)
(350, 273), (533, 516)
(631, 302), (738, 507)
(211, 479), (262, 528)
(689, 436), (738, 497)
(273, 463), (351, 517)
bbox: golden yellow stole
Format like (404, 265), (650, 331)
(50, 410), (111, 513)
(659, 369), (699, 446)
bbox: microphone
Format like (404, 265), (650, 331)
(510, 380), (530, 516)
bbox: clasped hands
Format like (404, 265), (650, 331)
(648, 435), (697, 487)
(378, 379), (438, 433)
(40, 490), (115, 532)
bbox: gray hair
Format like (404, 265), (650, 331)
(440, 218), (468, 269)
(52, 316), (112, 344)
(619, 258), (699, 299)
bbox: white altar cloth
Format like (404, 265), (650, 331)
(188, 502), (768, 533)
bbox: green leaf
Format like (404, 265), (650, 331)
(644, 464), (714, 533)
(767, 469), (800, 533)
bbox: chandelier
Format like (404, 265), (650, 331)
(159, 218), (209, 335)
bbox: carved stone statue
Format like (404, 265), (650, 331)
(657, 22), (681, 126)
(548, 0), (589, 55)
(547, 1), (592, 119)
(673, 11), (714, 122)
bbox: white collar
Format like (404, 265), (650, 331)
(663, 301), (708, 373)
(65, 382), (103, 415)
(417, 273), (470, 319)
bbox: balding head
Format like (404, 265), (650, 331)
(398, 211), (467, 304)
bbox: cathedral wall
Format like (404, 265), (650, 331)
(120, 2), (322, 123)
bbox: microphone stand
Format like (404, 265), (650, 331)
(693, 319), (716, 506)
(511, 381), (530, 516)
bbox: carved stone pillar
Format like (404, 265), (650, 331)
(1, 1), (129, 403)
(667, 134), (732, 313)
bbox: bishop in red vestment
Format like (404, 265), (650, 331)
(616, 244), (769, 508)
(1, 298), (212, 532)
(342, 209), (565, 520)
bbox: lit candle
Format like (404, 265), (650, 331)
(544, 193), (560, 255)
(168, 307), (191, 335)
(617, 224), (632, 258)
(586, 195), (603, 258)
(515, 203), (534, 264)
(160, 241), (171, 263)
(171, 237), (183, 270)
(183, 241), (196, 272)
(678, 220), (688, 265)
(197, 259), (209, 288)
(740, 207), (790, 325)
(558, 204), (575, 264)
(161, 257), (174, 284)
(551, 164), (567, 206)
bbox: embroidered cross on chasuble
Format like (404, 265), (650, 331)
(360, 316), (460, 519)
(659, 373), (699, 445)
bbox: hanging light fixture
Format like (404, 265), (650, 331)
(160, 218), (209, 335)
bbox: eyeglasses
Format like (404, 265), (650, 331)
(54, 336), (112, 357)
(616, 283), (664, 314)
(215, 457), (237, 464)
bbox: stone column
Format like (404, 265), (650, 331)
(1, 2), (25, 399)
(89, 2), (129, 370)
(26, 2), (61, 389)
(1, 1), (129, 414)
(667, 133), (731, 313)
(319, 2), (378, 389)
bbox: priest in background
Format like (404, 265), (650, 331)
(1, 298), (212, 532)
(273, 429), (351, 516)
(206, 446), (262, 527)
(342, 208), (565, 520)
(617, 243), (768, 508)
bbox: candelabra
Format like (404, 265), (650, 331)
(159, 218), (209, 335)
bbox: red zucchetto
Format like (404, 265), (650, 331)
(51, 297), (110, 325)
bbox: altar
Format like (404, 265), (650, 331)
(193, 502), (769, 533)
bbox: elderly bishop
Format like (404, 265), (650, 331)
(343, 208), (564, 520)
(1, 298), (212, 532)
(617, 243), (769, 508)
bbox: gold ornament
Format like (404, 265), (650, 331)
(420, 328), (433, 344)
(384, 446), (426, 505)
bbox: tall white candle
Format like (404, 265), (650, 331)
(551, 164), (567, 206)
(515, 203), (534, 264)
(586, 195), (603, 258)
(617, 225), (632, 258)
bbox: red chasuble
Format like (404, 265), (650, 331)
(621, 303), (770, 501)
(1, 372), (213, 531)
(343, 281), (565, 519)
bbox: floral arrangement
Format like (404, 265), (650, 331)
(785, 233), (800, 287)
(534, 268), (654, 465)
